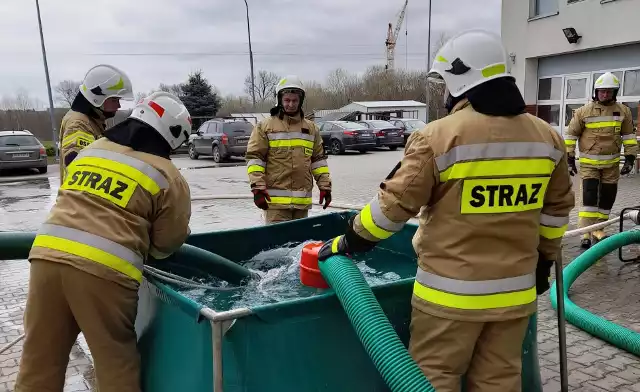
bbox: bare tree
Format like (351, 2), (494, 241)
(54, 80), (81, 107)
(244, 70), (280, 102)
(158, 83), (184, 97)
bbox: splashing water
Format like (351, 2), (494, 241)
(176, 240), (413, 312)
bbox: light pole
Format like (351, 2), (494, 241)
(425, 0), (432, 124)
(35, 0), (58, 160)
(243, 0), (256, 110)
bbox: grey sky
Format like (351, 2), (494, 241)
(0, 0), (501, 108)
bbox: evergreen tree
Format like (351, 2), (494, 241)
(180, 70), (221, 126)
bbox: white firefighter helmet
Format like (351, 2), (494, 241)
(428, 30), (512, 97)
(594, 72), (620, 90)
(129, 92), (192, 150)
(80, 64), (134, 107)
(276, 75), (305, 96)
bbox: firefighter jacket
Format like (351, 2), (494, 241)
(565, 101), (638, 169)
(349, 100), (575, 322)
(58, 109), (106, 182)
(245, 113), (331, 210)
(30, 137), (192, 291)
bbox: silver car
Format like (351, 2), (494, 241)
(0, 130), (48, 174)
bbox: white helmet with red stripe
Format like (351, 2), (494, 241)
(129, 91), (192, 150)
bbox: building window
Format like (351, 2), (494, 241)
(538, 105), (560, 126)
(566, 78), (587, 99)
(538, 77), (563, 100)
(623, 70), (640, 97)
(530, 0), (558, 17)
(564, 104), (583, 126)
(621, 102), (638, 129)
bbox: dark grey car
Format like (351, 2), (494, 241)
(356, 120), (404, 150)
(318, 121), (377, 155)
(188, 119), (253, 163)
(0, 130), (48, 174)
(390, 118), (427, 146)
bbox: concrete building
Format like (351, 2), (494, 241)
(314, 100), (426, 122)
(501, 0), (640, 135)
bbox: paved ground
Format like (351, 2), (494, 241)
(2, 149), (640, 391)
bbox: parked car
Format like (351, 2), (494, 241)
(356, 120), (404, 150)
(317, 121), (377, 155)
(188, 119), (253, 163)
(0, 130), (48, 174)
(171, 141), (189, 155)
(389, 118), (427, 145)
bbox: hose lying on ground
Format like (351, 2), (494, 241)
(320, 255), (435, 392)
(550, 230), (640, 356)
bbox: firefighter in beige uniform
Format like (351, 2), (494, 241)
(565, 71), (638, 249)
(15, 92), (192, 392)
(246, 75), (332, 224)
(318, 30), (575, 392)
(59, 64), (134, 182)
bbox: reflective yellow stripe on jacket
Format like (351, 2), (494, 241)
(33, 223), (144, 282)
(267, 132), (315, 149)
(622, 134), (638, 146)
(578, 153), (620, 166)
(61, 149), (169, 208)
(359, 194), (406, 240)
(564, 135), (577, 147)
(61, 130), (96, 149)
(540, 213), (569, 239)
(436, 142), (563, 214)
(267, 189), (313, 207)
(413, 269), (537, 310)
(584, 116), (622, 129)
(311, 159), (330, 175)
(247, 159), (266, 173)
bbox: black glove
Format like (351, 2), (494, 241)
(536, 255), (554, 295)
(319, 190), (331, 209)
(567, 155), (577, 176)
(621, 155), (635, 175)
(317, 216), (377, 261)
(251, 189), (270, 210)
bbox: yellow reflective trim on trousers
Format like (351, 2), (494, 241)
(247, 165), (265, 173)
(579, 211), (609, 220)
(439, 158), (555, 182)
(413, 281), (537, 310)
(269, 197), (312, 205)
(312, 166), (330, 175)
(482, 64), (506, 78)
(72, 156), (161, 195)
(540, 224), (568, 239)
(623, 139), (638, 145)
(360, 204), (394, 240)
(32, 235), (142, 282)
(585, 121), (622, 128)
(564, 140), (576, 146)
(268, 140), (315, 149)
(331, 236), (341, 253)
(578, 157), (620, 166)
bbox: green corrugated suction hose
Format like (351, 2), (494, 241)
(0, 231), (255, 285)
(550, 230), (640, 356)
(320, 255), (435, 392)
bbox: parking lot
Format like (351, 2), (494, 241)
(2, 147), (640, 391)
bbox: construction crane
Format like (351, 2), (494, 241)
(385, 0), (409, 71)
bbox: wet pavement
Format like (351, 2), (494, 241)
(2, 149), (640, 391)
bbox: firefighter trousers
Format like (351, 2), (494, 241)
(264, 208), (309, 224)
(578, 165), (620, 239)
(15, 260), (140, 392)
(408, 307), (529, 392)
